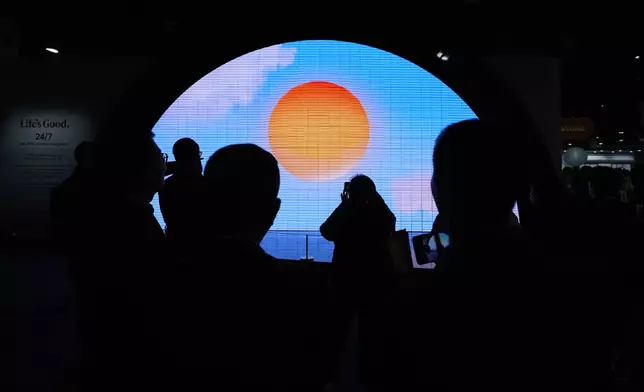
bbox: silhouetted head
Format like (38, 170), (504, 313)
(204, 144), (281, 243)
(172, 138), (202, 173)
(348, 174), (377, 204)
(432, 119), (522, 231)
(93, 129), (166, 202)
(74, 141), (94, 170)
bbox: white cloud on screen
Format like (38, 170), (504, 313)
(181, 44), (297, 118)
(391, 175), (436, 213)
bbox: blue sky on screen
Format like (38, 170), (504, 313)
(152, 40), (477, 232)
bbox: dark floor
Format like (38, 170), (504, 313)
(1, 247), (361, 391)
(5, 244), (642, 391)
(3, 248), (80, 391)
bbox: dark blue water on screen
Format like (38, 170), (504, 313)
(261, 230), (430, 268)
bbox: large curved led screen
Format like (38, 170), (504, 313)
(152, 40), (477, 261)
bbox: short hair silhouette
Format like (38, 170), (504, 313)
(93, 130), (158, 175)
(203, 144), (280, 241)
(172, 138), (200, 162)
(349, 174), (377, 202)
(433, 119), (521, 221)
(92, 129), (165, 196)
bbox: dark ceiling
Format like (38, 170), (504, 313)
(6, 5), (644, 145)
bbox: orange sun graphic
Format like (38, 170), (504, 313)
(268, 81), (370, 181)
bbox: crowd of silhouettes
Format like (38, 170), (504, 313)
(564, 165), (644, 212)
(48, 119), (644, 391)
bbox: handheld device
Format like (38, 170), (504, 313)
(342, 182), (350, 199)
(412, 232), (448, 266)
(412, 233), (432, 265)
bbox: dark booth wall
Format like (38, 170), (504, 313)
(0, 56), (147, 240)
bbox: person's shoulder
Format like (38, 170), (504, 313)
(162, 174), (178, 187)
(51, 176), (75, 194)
(270, 258), (307, 279)
(50, 181), (65, 200)
(200, 237), (274, 269)
(271, 258), (330, 292)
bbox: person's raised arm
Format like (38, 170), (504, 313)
(320, 200), (350, 242)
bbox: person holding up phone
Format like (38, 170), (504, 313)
(342, 181), (350, 201)
(320, 174), (396, 388)
(321, 175), (396, 293)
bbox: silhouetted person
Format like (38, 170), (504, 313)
(387, 119), (553, 391)
(320, 175), (396, 388)
(159, 138), (204, 258)
(431, 121), (533, 273)
(430, 213), (450, 235)
(391, 119), (611, 391)
(50, 141), (95, 250)
(321, 175), (396, 305)
(67, 129), (170, 390)
(169, 144), (340, 391)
